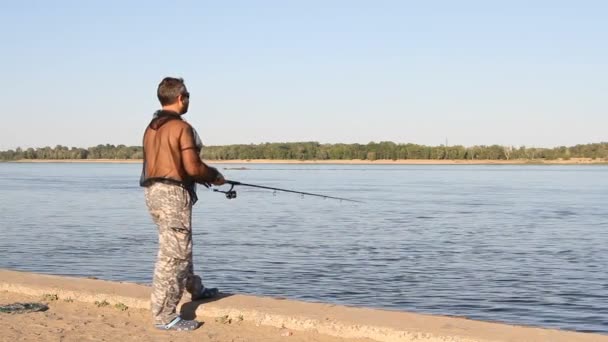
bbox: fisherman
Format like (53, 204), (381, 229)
(140, 77), (224, 331)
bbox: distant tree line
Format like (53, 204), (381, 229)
(1, 142), (608, 161)
(0, 144), (143, 161)
(202, 142), (608, 160)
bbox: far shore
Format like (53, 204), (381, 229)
(4, 157), (608, 165)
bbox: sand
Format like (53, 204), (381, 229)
(0, 291), (373, 342)
(1, 269), (607, 342)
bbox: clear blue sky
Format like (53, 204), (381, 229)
(0, 0), (606, 150)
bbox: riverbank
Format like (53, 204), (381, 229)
(5, 158), (608, 165)
(1, 269), (605, 342)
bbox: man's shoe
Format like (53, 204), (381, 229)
(155, 316), (200, 331)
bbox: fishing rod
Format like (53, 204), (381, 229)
(213, 180), (363, 203)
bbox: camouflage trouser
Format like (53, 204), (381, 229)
(144, 182), (203, 325)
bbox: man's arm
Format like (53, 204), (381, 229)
(180, 126), (225, 185)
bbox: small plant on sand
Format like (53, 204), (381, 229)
(215, 315), (232, 324)
(237, 314), (244, 322)
(94, 300), (110, 308)
(114, 303), (128, 311)
(63, 297), (74, 303)
(42, 293), (59, 301)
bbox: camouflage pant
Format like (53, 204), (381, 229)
(144, 182), (203, 325)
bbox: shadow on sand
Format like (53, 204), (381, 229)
(180, 292), (234, 320)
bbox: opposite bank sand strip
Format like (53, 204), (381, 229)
(0, 269), (605, 342)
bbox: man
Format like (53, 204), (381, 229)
(140, 77), (224, 331)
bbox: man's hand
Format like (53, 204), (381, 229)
(199, 168), (224, 187)
(213, 172), (225, 186)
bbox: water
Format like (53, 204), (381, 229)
(1, 162), (607, 333)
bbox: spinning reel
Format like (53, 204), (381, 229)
(213, 183), (237, 199)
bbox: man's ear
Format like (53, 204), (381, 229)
(180, 94), (189, 107)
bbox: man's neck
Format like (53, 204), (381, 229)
(161, 105), (182, 114)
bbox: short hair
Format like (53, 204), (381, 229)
(157, 77), (187, 106)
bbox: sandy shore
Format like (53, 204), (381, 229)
(1, 269), (606, 342)
(0, 291), (368, 342)
(6, 158), (608, 165)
